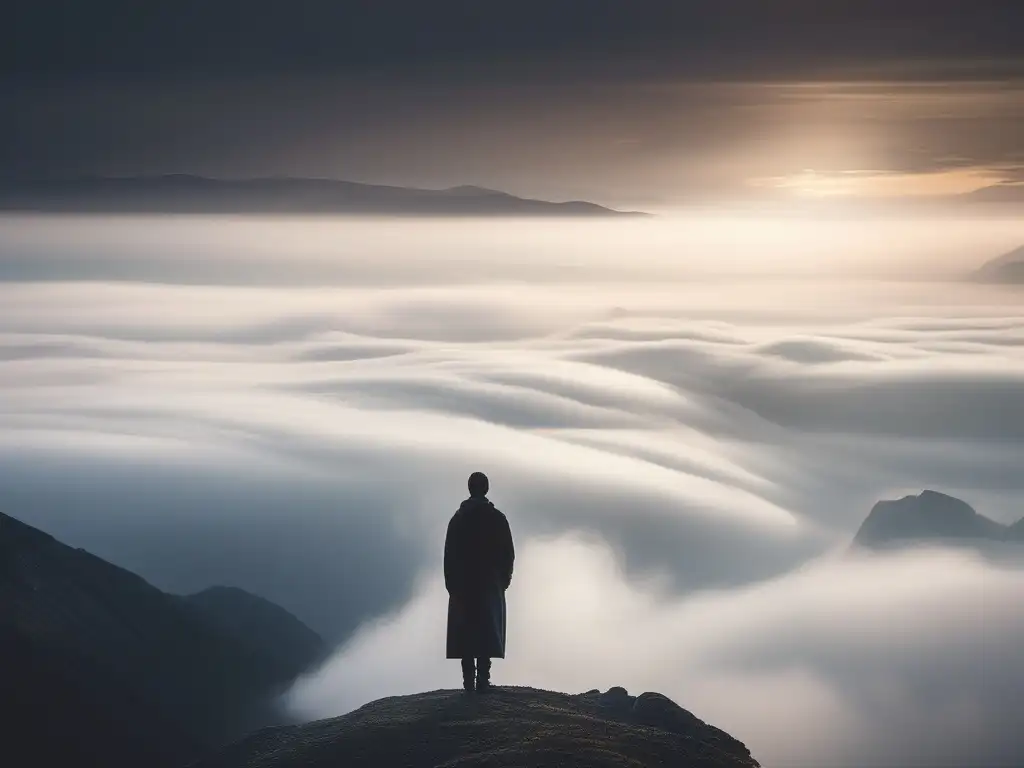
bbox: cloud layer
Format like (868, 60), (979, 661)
(0, 214), (1022, 765)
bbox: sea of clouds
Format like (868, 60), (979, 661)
(1, 214), (1022, 766)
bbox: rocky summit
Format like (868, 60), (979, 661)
(192, 685), (759, 768)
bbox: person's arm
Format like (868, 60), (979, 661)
(500, 514), (515, 589)
(443, 517), (457, 594)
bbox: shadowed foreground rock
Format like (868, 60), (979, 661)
(0, 510), (324, 766)
(192, 686), (760, 768)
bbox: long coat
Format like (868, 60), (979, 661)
(444, 496), (515, 659)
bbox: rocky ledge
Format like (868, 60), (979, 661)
(191, 686), (760, 768)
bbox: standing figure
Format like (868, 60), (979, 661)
(444, 472), (515, 693)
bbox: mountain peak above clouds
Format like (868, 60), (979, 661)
(854, 490), (1014, 547)
(975, 245), (1024, 284)
(191, 686), (760, 768)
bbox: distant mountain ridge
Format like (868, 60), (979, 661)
(0, 175), (647, 217)
(0, 510), (325, 767)
(854, 490), (1023, 548)
(974, 245), (1024, 284)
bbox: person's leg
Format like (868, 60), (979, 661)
(476, 657), (492, 692)
(460, 658), (475, 692)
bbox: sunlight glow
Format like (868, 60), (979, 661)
(759, 167), (1007, 199)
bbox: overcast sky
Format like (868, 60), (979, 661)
(3, 2), (1023, 205)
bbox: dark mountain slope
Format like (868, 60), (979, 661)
(184, 585), (326, 675)
(191, 686), (760, 768)
(0, 510), (322, 766)
(0, 175), (647, 216)
(1007, 518), (1024, 542)
(0, 620), (198, 767)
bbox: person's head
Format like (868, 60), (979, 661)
(468, 471), (489, 498)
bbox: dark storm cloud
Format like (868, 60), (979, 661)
(4, 1), (1023, 78)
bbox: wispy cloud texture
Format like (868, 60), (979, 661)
(0, 214), (1022, 765)
(290, 538), (1024, 767)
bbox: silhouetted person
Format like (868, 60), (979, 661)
(444, 472), (514, 693)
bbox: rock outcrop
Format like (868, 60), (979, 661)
(191, 686), (760, 768)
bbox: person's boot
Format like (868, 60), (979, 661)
(476, 658), (492, 693)
(461, 658), (475, 693)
